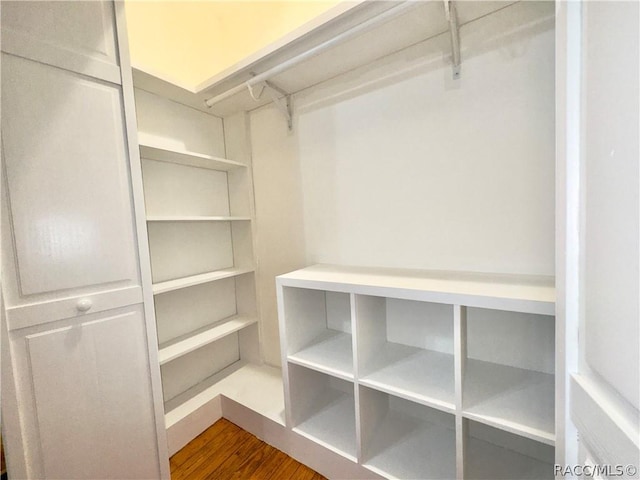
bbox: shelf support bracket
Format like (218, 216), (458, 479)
(247, 80), (293, 132)
(444, 0), (461, 79)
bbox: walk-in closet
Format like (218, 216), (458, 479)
(1, 1), (638, 479)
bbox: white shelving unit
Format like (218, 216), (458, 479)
(277, 264), (556, 479)
(152, 268), (254, 295)
(133, 83), (261, 454)
(126, 1), (568, 477)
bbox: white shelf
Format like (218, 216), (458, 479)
(288, 330), (353, 380)
(279, 264), (555, 315)
(293, 387), (357, 462)
(466, 435), (554, 480)
(464, 359), (555, 445)
(139, 143), (247, 171)
(164, 362), (285, 429)
(152, 267), (254, 295)
(360, 344), (455, 412)
(364, 410), (456, 480)
(147, 215), (251, 222)
(158, 315), (257, 365)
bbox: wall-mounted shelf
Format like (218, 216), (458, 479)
(278, 264), (556, 479)
(146, 216), (251, 222)
(152, 268), (254, 295)
(158, 314), (257, 365)
(139, 143), (246, 171)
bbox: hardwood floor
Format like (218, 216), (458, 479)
(170, 419), (327, 480)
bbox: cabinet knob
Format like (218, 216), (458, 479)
(76, 298), (93, 312)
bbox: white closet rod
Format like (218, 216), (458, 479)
(204, 1), (419, 108)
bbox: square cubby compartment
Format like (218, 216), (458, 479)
(360, 386), (456, 479)
(465, 420), (554, 479)
(355, 295), (454, 410)
(464, 308), (555, 444)
(282, 288), (353, 379)
(288, 364), (357, 461)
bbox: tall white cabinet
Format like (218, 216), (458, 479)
(1, 1), (168, 478)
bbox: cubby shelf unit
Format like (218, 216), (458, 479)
(277, 264), (556, 479)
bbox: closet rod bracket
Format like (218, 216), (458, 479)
(248, 80), (293, 132)
(444, 0), (461, 79)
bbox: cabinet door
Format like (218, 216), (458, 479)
(1, 2), (168, 478)
(558, 0), (639, 472)
(7, 305), (161, 479)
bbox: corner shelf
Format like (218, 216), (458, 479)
(463, 359), (555, 445)
(147, 215), (251, 222)
(152, 267), (254, 295)
(139, 143), (247, 171)
(158, 314), (257, 365)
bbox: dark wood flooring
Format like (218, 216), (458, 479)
(170, 418), (327, 480)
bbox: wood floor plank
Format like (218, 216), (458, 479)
(201, 433), (262, 480)
(172, 421), (245, 480)
(170, 419), (327, 480)
(171, 418), (235, 469)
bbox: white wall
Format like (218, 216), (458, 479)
(250, 106), (307, 366)
(295, 1), (555, 276)
(250, 1), (555, 366)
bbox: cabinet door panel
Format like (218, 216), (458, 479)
(2, 53), (139, 297)
(20, 305), (160, 479)
(0, 1), (119, 83)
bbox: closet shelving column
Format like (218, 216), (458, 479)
(277, 265), (556, 480)
(133, 88), (260, 433)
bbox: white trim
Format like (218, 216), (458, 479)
(113, 3), (170, 477)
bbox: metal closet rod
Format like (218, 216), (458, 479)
(204, 0), (420, 108)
